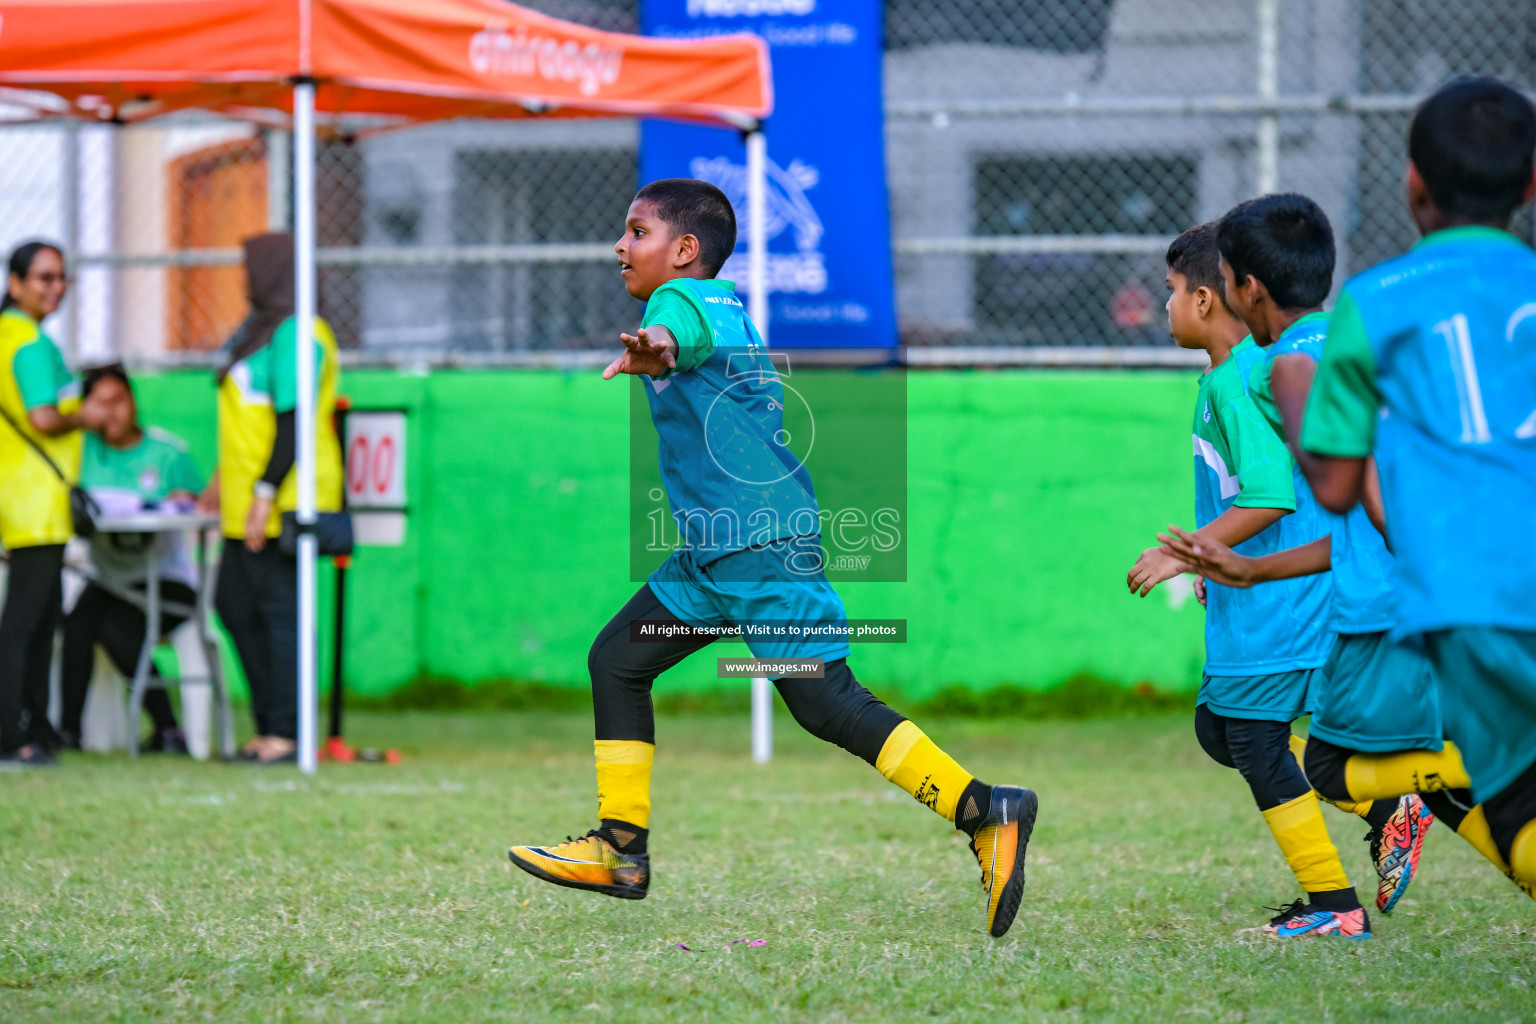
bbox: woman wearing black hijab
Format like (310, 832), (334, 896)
(199, 234), (343, 763)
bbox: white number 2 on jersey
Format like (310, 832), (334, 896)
(1434, 311), (1536, 442)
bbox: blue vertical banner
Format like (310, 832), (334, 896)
(641, 0), (894, 349)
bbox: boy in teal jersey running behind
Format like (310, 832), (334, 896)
(1161, 191), (1531, 904)
(1128, 223), (1370, 939)
(508, 179), (1038, 938)
(1297, 77), (1536, 890)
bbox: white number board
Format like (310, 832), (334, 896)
(344, 411), (406, 510)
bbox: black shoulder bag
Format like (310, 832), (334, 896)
(0, 404), (100, 539)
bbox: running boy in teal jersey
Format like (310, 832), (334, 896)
(1128, 223), (1369, 939)
(1299, 77), (1536, 890)
(508, 179), (1038, 938)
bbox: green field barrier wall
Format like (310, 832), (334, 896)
(133, 368), (1205, 701)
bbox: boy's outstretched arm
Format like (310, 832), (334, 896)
(1157, 524), (1331, 589)
(603, 325), (678, 380)
(1127, 504), (1288, 597)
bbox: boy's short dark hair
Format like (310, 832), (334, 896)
(1216, 193), (1335, 310)
(1166, 222), (1235, 315)
(1410, 76), (1536, 222)
(633, 178), (737, 277)
(82, 361), (131, 399)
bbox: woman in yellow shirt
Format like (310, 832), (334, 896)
(199, 234), (342, 764)
(0, 242), (104, 767)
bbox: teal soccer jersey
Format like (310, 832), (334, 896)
(1192, 339), (1332, 680)
(639, 278), (846, 660)
(1250, 312), (1396, 635)
(640, 278), (819, 564)
(1304, 227), (1536, 636)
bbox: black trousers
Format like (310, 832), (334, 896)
(215, 543), (298, 741)
(59, 581), (194, 738)
(0, 544), (64, 752)
(588, 584), (904, 766)
(1194, 704), (1312, 812)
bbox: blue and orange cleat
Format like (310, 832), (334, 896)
(1263, 899), (1372, 940)
(1369, 794), (1434, 914)
(508, 830), (649, 900)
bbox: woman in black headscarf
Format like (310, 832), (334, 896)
(199, 234), (344, 763)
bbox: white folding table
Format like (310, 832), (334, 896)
(74, 511), (235, 759)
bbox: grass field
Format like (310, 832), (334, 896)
(2, 710), (1532, 1022)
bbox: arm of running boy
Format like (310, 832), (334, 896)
(1157, 524), (1331, 589)
(603, 326), (677, 380)
(1127, 504), (1288, 596)
(1298, 290), (1378, 513)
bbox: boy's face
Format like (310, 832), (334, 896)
(615, 200), (695, 301)
(1164, 269), (1205, 349)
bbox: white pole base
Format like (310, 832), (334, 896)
(750, 676), (773, 763)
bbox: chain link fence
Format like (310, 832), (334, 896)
(0, 0), (1532, 364)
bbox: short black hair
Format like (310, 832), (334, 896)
(1216, 193), (1335, 310)
(82, 362), (131, 400)
(1410, 76), (1536, 222)
(1166, 222), (1235, 315)
(633, 178), (737, 277)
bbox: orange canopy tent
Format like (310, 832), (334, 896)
(0, 0), (775, 772)
(0, 0), (770, 127)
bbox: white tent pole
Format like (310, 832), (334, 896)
(293, 80), (319, 775)
(744, 126), (772, 762)
(745, 127), (769, 344)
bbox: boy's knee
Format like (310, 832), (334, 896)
(775, 659), (903, 765)
(1301, 737), (1353, 803)
(1194, 706), (1235, 768)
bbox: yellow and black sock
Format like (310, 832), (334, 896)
(1262, 791), (1355, 903)
(874, 721), (989, 833)
(1344, 743), (1472, 802)
(595, 739), (653, 852)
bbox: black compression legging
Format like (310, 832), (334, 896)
(0, 544), (64, 752)
(1194, 704), (1311, 811)
(589, 584), (905, 765)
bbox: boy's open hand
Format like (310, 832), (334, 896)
(1157, 524), (1259, 589)
(603, 327), (677, 380)
(1127, 545), (1186, 597)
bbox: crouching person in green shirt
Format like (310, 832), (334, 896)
(58, 365), (204, 754)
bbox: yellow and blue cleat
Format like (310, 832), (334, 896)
(969, 785), (1038, 938)
(508, 830), (649, 900)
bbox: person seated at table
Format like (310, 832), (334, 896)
(58, 364), (204, 754)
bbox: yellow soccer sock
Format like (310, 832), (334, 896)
(875, 721), (973, 822)
(1343, 742), (1472, 801)
(1261, 791), (1352, 895)
(1510, 821), (1536, 891)
(595, 740), (654, 829)
(1454, 805), (1512, 872)
(1289, 735), (1371, 818)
